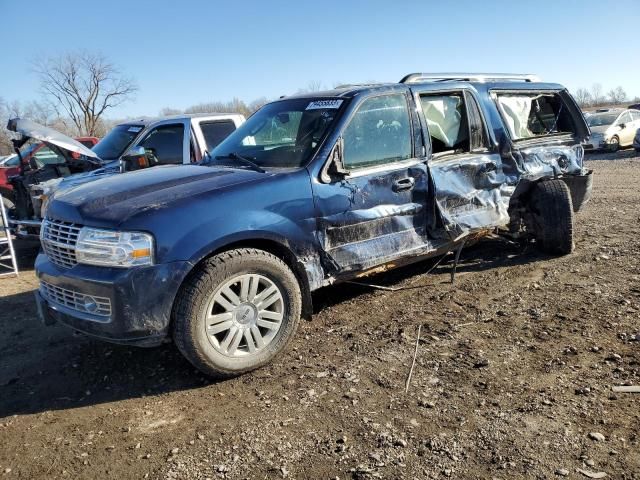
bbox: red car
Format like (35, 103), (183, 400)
(0, 137), (98, 207)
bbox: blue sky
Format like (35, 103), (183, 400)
(1, 0), (638, 118)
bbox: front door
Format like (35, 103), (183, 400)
(414, 89), (509, 239)
(312, 93), (429, 273)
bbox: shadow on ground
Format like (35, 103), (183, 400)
(0, 236), (548, 418)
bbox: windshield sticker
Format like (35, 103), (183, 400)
(306, 99), (343, 110)
(127, 126), (143, 133)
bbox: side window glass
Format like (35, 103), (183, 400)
(200, 121), (237, 150)
(342, 94), (412, 169)
(34, 146), (66, 165)
(619, 112), (631, 125)
(420, 93), (469, 154)
(138, 124), (185, 165)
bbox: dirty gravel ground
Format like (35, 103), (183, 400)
(1, 151), (639, 480)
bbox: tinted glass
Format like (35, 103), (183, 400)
(587, 114), (618, 127)
(342, 94), (412, 169)
(200, 121), (236, 150)
(420, 93), (469, 154)
(92, 124), (143, 160)
(139, 124), (185, 165)
(210, 98), (343, 168)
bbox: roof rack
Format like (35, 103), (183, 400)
(399, 73), (541, 84)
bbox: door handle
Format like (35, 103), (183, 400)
(393, 177), (415, 192)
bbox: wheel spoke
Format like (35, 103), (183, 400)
(244, 329), (256, 353)
(220, 326), (239, 350)
(255, 287), (281, 310)
(257, 318), (280, 330)
(239, 276), (251, 302)
(214, 292), (236, 311)
(259, 310), (283, 322)
(247, 275), (260, 302)
(251, 325), (265, 348)
(221, 286), (241, 307)
(208, 320), (233, 335)
(253, 284), (277, 305)
(227, 328), (243, 355)
(207, 312), (233, 324)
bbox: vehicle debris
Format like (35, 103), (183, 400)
(612, 386), (640, 393)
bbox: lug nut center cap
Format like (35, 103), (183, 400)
(234, 303), (257, 325)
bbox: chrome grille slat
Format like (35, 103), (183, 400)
(40, 280), (111, 317)
(41, 218), (82, 269)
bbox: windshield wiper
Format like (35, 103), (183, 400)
(214, 152), (265, 173)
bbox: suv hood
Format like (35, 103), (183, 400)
(48, 164), (269, 225)
(7, 118), (99, 159)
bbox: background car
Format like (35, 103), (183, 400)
(633, 127), (640, 152)
(584, 108), (640, 151)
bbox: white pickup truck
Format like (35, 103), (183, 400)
(8, 113), (246, 238)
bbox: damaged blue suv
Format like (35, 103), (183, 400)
(35, 73), (593, 377)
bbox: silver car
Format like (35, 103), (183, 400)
(585, 109), (640, 151)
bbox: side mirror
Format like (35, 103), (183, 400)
(618, 123), (626, 129)
(121, 146), (148, 170)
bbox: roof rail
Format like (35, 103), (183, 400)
(399, 73), (541, 84)
(333, 83), (381, 89)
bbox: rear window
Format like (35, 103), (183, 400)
(200, 120), (236, 150)
(495, 92), (576, 140)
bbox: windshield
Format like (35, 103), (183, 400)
(92, 124), (143, 160)
(209, 98), (344, 168)
(587, 113), (619, 127)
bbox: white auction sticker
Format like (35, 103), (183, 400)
(306, 99), (343, 110)
(127, 126), (143, 133)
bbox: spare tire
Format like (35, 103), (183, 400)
(530, 179), (574, 255)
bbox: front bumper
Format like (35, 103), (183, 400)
(582, 138), (606, 151)
(35, 254), (193, 346)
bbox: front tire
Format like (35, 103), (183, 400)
(609, 135), (620, 152)
(173, 248), (302, 378)
(530, 180), (574, 255)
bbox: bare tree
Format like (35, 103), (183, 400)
(33, 51), (137, 136)
(590, 83), (605, 106)
(574, 88), (592, 107)
(607, 86), (627, 104)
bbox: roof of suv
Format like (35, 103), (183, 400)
(280, 74), (565, 102)
(117, 112), (243, 127)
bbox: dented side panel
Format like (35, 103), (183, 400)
(428, 152), (510, 238)
(312, 163), (430, 273)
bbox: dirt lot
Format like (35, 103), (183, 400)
(1, 150), (639, 480)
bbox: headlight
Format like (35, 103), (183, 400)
(75, 227), (154, 267)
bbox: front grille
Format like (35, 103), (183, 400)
(41, 218), (82, 268)
(40, 280), (111, 318)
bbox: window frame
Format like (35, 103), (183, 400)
(134, 120), (189, 165)
(491, 89), (579, 143)
(417, 88), (492, 161)
(338, 92), (415, 173)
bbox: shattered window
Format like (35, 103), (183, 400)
(342, 94), (412, 169)
(495, 92), (575, 140)
(420, 93), (470, 154)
